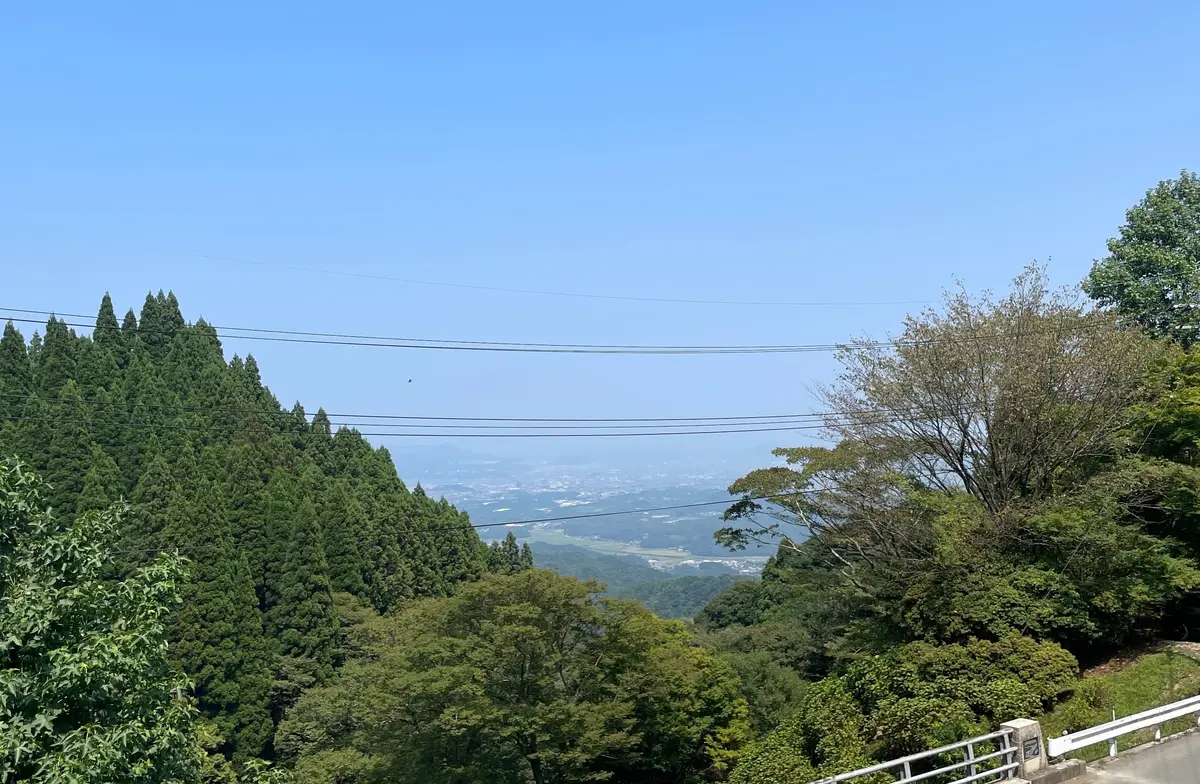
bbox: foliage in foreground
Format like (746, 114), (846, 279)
(0, 459), (200, 782)
(0, 291), (509, 763)
(705, 175), (1200, 780)
(277, 569), (752, 784)
(730, 635), (1077, 783)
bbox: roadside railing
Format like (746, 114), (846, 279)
(810, 729), (1018, 783)
(1047, 693), (1200, 758)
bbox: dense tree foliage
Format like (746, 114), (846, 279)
(277, 570), (752, 784)
(706, 254), (1200, 780)
(0, 459), (200, 782)
(1085, 170), (1200, 343)
(614, 574), (749, 619)
(11, 172), (1200, 782)
(0, 293), (494, 771)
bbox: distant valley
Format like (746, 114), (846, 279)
(530, 543), (755, 620)
(402, 445), (775, 575)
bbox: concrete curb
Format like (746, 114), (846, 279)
(1027, 759), (1087, 783)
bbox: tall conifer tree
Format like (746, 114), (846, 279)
(77, 445), (123, 515)
(267, 496), (338, 676)
(35, 316), (76, 399)
(164, 477), (273, 761)
(0, 322), (31, 423)
(319, 480), (369, 598)
(45, 381), (93, 518)
(122, 454), (176, 569)
(121, 308), (138, 339)
(94, 293), (123, 358)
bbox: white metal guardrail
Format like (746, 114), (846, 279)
(809, 729), (1017, 783)
(1047, 693), (1200, 758)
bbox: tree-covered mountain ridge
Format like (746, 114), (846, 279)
(0, 291), (533, 764)
(7, 172), (1200, 784)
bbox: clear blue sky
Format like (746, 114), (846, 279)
(3, 2), (1199, 474)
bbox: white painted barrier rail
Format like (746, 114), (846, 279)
(1047, 693), (1200, 758)
(809, 729), (1017, 783)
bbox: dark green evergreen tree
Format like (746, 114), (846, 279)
(520, 541), (535, 570)
(259, 470), (301, 616)
(119, 350), (179, 490)
(308, 408), (334, 471)
(122, 454), (176, 569)
(137, 291), (167, 357)
(35, 316), (76, 399)
(267, 496), (338, 677)
(164, 478), (274, 762)
(93, 293), (125, 368)
(26, 332), (42, 367)
(225, 443), (272, 608)
(0, 322), (31, 423)
(6, 394), (51, 473)
(135, 290), (185, 360)
(429, 498), (486, 585)
(74, 338), (124, 460)
(487, 531), (525, 575)
(319, 480), (369, 598)
(399, 486), (448, 598)
(121, 308), (138, 338)
(45, 381), (93, 518)
(77, 445), (123, 515)
(288, 402), (309, 454)
(164, 291), (185, 332)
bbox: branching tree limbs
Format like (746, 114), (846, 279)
(716, 268), (1189, 656)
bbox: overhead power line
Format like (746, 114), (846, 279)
(29, 232), (930, 308)
(0, 390), (833, 427)
(7, 413), (844, 438)
(5, 390), (1116, 438)
(8, 394), (1027, 439)
(0, 308), (1104, 357)
(12, 396), (1067, 439)
(0, 313), (848, 355)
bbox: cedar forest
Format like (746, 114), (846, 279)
(4, 171), (1200, 783)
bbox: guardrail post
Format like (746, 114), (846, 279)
(1001, 719), (1045, 779)
(965, 741), (977, 777)
(1108, 738), (1117, 758)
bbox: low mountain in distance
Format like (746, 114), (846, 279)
(530, 543), (669, 591)
(617, 574), (749, 620)
(531, 542), (754, 619)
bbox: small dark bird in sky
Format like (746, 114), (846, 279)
(408, 379), (412, 383)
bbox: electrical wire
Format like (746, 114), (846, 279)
(4, 413), (846, 438)
(0, 308), (1107, 356)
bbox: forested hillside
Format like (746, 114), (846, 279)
(701, 174), (1200, 782)
(618, 574), (747, 619)
(5, 171), (1200, 784)
(529, 542), (669, 589)
(531, 543), (749, 618)
(0, 294), (510, 762)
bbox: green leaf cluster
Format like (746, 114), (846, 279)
(277, 570), (752, 784)
(0, 459), (200, 782)
(0, 293), (489, 767)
